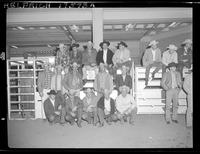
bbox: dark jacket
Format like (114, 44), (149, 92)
(44, 97), (64, 119)
(97, 96), (116, 115)
(115, 74), (132, 92)
(177, 47), (192, 68)
(65, 96), (83, 113)
(96, 48), (114, 66)
(161, 71), (182, 91)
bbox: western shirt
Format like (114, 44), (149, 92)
(151, 49), (156, 61)
(171, 71), (178, 89)
(103, 49), (108, 64)
(104, 98), (111, 112)
(162, 50), (178, 66)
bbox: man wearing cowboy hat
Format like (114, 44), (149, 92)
(82, 87), (98, 125)
(62, 61), (83, 97)
(161, 62), (182, 124)
(51, 65), (65, 105)
(115, 85), (137, 125)
(115, 65), (132, 94)
(162, 44), (178, 73)
(142, 40), (163, 86)
(37, 62), (53, 119)
(43, 90), (66, 125)
(96, 40), (114, 67)
(55, 43), (70, 67)
(69, 43), (82, 66)
(82, 41), (98, 80)
(177, 39), (192, 79)
(97, 89), (117, 127)
(112, 41), (132, 69)
(62, 89), (84, 127)
(94, 62), (113, 100)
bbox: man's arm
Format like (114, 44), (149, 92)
(161, 73), (169, 91)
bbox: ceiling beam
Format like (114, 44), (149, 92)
(58, 26), (75, 43)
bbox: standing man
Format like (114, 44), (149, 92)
(96, 40), (114, 68)
(183, 71), (193, 128)
(177, 39), (192, 79)
(94, 62), (113, 100)
(142, 40), (162, 86)
(37, 62), (53, 119)
(161, 62), (182, 124)
(162, 44), (178, 74)
(115, 85), (137, 125)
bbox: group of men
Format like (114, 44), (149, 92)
(142, 39), (192, 127)
(37, 40), (136, 128)
(37, 38), (192, 128)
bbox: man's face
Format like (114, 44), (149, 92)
(86, 88), (92, 97)
(87, 44), (92, 50)
(170, 66), (176, 72)
(185, 43), (192, 49)
(169, 49), (175, 54)
(151, 44), (157, 50)
(121, 88), (127, 97)
(57, 67), (62, 74)
(72, 47), (77, 52)
(119, 44), (125, 50)
(103, 43), (108, 50)
(104, 91), (110, 100)
(49, 94), (56, 100)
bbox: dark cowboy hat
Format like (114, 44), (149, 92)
(71, 43), (80, 48)
(117, 41), (128, 48)
(167, 62), (177, 68)
(99, 40), (110, 48)
(47, 90), (57, 95)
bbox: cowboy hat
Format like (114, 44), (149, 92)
(47, 90), (57, 95)
(167, 62), (177, 68)
(117, 41), (128, 48)
(182, 39), (192, 45)
(87, 41), (93, 46)
(71, 43), (80, 48)
(119, 85), (130, 93)
(99, 40), (110, 48)
(59, 43), (65, 48)
(167, 44), (178, 51)
(149, 40), (159, 46)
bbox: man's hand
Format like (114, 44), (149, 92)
(58, 105), (62, 110)
(55, 111), (60, 115)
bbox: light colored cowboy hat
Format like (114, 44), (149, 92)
(119, 85), (130, 93)
(87, 41), (93, 46)
(167, 44), (178, 51)
(182, 39), (192, 45)
(59, 43), (65, 48)
(149, 40), (159, 46)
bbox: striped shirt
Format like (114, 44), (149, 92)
(44, 71), (52, 89)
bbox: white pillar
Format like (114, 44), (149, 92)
(92, 8), (103, 51)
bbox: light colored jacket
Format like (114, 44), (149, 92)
(142, 48), (162, 67)
(161, 71), (182, 91)
(112, 48), (131, 65)
(37, 71), (53, 94)
(162, 50), (178, 66)
(183, 73), (192, 94)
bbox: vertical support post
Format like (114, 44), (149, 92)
(92, 8), (103, 51)
(7, 60), (11, 120)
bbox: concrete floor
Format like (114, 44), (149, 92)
(7, 114), (192, 148)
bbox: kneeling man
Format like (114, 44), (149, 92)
(44, 90), (65, 125)
(115, 85), (137, 125)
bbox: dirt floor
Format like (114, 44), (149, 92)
(7, 114), (192, 148)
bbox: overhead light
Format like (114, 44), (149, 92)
(82, 25), (91, 30)
(162, 27), (169, 31)
(168, 22), (177, 27)
(47, 44), (52, 47)
(104, 25), (113, 30)
(49, 26), (57, 29)
(125, 24), (134, 31)
(135, 24), (145, 29)
(70, 25), (79, 32)
(180, 23), (189, 26)
(157, 24), (166, 28)
(12, 27), (18, 30)
(11, 45), (18, 48)
(39, 27), (45, 29)
(17, 26), (25, 30)
(29, 27), (35, 30)
(63, 26), (67, 30)
(113, 25), (123, 29)
(146, 24), (154, 28)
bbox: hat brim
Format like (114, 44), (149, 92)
(47, 92), (57, 95)
(118, 42), (128, 48)
(119, 86), (130, 93)
(99, 41), (110, 47)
